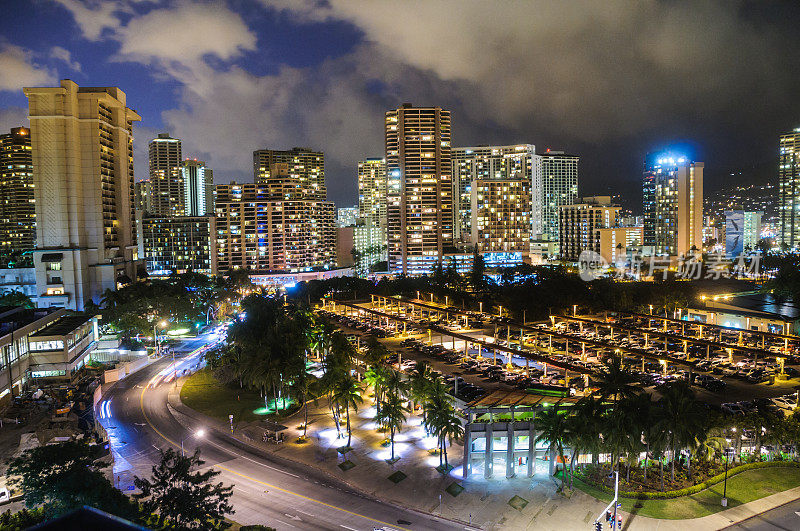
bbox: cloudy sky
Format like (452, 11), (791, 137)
(1, 0), (799, 209)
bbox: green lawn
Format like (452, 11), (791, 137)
(180, 368), (292, 424)
(571, 466), (800, 520)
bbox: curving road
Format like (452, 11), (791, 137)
(98, 335), (466, 531)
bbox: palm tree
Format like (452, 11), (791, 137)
(596, 355), (639, 409)
(332, 375), (363, 449)
(364, 364), (389, 417)
(566, 397), (607, 486)
(384, 368), (409, 399)
(425, 400), (466, 472)
(408, 361), (435, 415)
(362, 334), (389, 367)
(376, 392), (408, 461)
(656, 382), (706, 483)
(535, 406), (569, 490)
(422, 388), (463, 470)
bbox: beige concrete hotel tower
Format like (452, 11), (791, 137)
(24, 80), (141, 310)
(386, 104), (453, 275)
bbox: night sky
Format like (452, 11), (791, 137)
(2, 1), (799, 211)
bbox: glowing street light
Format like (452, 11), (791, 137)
(182, 428), (206, 456)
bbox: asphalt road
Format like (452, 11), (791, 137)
(99, 335), (466, 531)
(722, 499), (800, 530)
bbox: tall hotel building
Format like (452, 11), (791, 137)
(24, 80), (141, 310)
(182, 159), (214, 216)
(149, 133), (183, 216)
(354, 158), (388, 273)
(452, 144), (534, 253)
(137, 215), (216, 276)
(558, 196), (621, 261)
(253, 147), (325, 199)
(642, 152), (704, 256)
(0, 127), (35, 268)
(779, 128), (800, 248)
(533, 150), (579, 243)
(215, 159), (335, 273)
(386, 104), (453, 275)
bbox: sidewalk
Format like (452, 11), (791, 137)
(168, 378), (800, 530)
(168, 378), (616, 530)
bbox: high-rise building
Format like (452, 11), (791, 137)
(779, 128), (800, 248)
(137, 214), (216, 276)
(182, 159), (213, 216)
(253, 147), (325, 200)
(149, 133), (183, 217)
(215, 160), (335, 273)
(385, 104), (453, 275)
(558, 196), (620, 261)
(533, 150), (579, 242)
(134, 179), (153, 214)
(0, 127), (35, 268)
(452, 144), (535, 247)
(595, 226), (643, 265)
(642, 152), (704, 256)
(354, 158), (388, 273)
(471, 178), (532, 253)
(24, 80), (141, 310)
(724, 210), (762, 257)
(336, 207), (358, 228)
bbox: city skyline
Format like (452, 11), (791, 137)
(1, 1), (799, 208)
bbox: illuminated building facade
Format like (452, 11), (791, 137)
(354, 158), (388, 273)
(558, 197), (620, 261)
(642, 152), (704, 256)
(724, 210), (762, 257)
(0, 127), (35, 268)
(452, 144), (535, 249)
(253, 147), (325, 200)
(24, 80), (140, 310)
(337, 207), (358, 228)
(215, 175), (335, 273)
(595, 226), (643, 264)
(779, 128), (800, 248)
(533, 150), (579, 243)
(386, 104), (453, 275)
(182, 159), (214, 216)
(471, 178), (532, 252)
(134, 179), (153, 214)
(138, 215), (216, 276)
(148, 133), (183, 216)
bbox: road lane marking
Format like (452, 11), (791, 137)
(138, 349), (410, 531)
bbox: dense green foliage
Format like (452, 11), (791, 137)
(542, 362), (800, 494)
(94, 271), (244, 338)
(6, 441), (139, 522)
(134, 448), (234, 530)
(287, 265), (750, 321)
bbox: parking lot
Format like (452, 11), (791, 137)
(318, 296), (800, 417)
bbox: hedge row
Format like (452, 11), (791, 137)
(576, 460), (800, 500)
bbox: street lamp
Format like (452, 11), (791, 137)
(721, 447), (734, 506)
(181, 428), (206, 456)
(153, 319), (168, 357)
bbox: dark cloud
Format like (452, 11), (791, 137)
(17, 1), (800, 207)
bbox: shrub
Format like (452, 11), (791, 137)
(576, 461), (800, 500)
